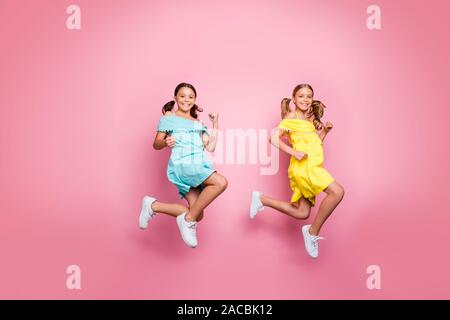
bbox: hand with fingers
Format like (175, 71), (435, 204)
(165, 135), (176, 148)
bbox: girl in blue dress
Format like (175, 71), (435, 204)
(139, 83), (228, 248)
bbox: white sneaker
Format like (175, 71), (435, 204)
(301, 225), (325, 259)
(250, 191), (264, 219)
(176, 212), (198, 248)
(139, 196), (157, 230)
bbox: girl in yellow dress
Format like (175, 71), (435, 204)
(250, 84), (344, 259)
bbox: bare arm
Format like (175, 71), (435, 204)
(271, 112), (308, 160)
(317, 121), (333, 141)
(269, 129), (307, 161)
(318, 129), (328, 141)
(203, 113), (219, 152)
(203, 126), (218, 152)
(269, 129), (295, 156)
(153, 131), (171, 150)
(154, 111), (175, 150)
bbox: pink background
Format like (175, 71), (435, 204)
(1, 0), (449, 299)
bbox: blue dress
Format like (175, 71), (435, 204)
(157, 115), (216, 198)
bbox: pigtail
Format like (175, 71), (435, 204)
(162, 100), (175, 115)
(281, 98), (292, 119)
(190, 104), (203, 119)
(309, 100), (326, 130)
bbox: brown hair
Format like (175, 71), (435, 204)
(309, 100), (326, 130)
(281, 84), (325, 130)
(162, 82), (203, 119)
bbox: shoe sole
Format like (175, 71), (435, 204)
(139, 209), (148, 230)
(139, 197), (152, 230)
(176, 216), (197, 248)
(250, 192), (261, 219)
(302, 226), (318, 259)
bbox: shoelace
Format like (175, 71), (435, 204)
(187, 222), (197, 237)
(310, 235), (325, 248)
(187, 222), (197, 230)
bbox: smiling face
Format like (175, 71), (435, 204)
(174, 86), (196, 113)
(293, 86), (313, 112)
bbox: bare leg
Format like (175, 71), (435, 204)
(185, 172), (228, 221)
(184, 187), (204, 222)
(309, 181), (344, 236)
(151, 201), (188, 218)
(261, 194), (311, 219)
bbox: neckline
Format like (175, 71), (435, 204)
(166, 114), (201, 123)
(294, 110), (309, 121)
(284, 118), (313, 123)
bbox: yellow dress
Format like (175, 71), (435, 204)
(278, 115), (334, 206)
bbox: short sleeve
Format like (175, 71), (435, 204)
(157, 116), (173, 133)
(278, 119), (294, 132)
(190, 120), (208, 134)
(201, 122), (209, 134)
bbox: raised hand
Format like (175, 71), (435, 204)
(324, 121), (333, 132)
(208, 112), (219, 124)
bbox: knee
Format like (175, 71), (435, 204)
(332, 184), (345, 200)
(298, 210), (310, 220)
(216, 176), (228, 191)
(293, 208), (310, 220)
(294, 213), (310, 220)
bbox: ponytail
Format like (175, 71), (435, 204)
(308, 100), (326, 130)
(162, 100), (175, 115)
(190, 104), (203, 119)
(280, 98), (292, 119)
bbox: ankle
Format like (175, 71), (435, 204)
(260, 195), (266, 205)
(309, 226), (319, 236)
(184, 213), (195, 222)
